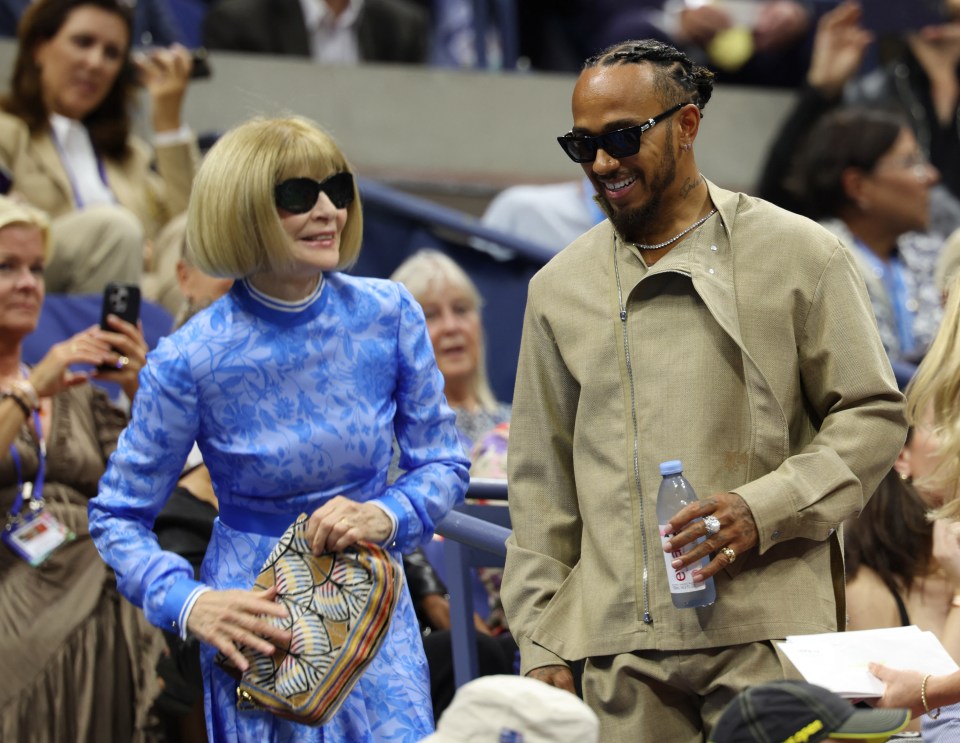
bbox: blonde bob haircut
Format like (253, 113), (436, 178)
(390, 248), (498, 412)
(0, 195), (51, 260)
(187, 116), (363, 278)
(907, 273), (960, 519)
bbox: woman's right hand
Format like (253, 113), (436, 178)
(134, 43), (193, 133)
(806, 1), (873, 99)
(869, 662), (928, 717)
(27, 325), (114, 398)
(187, 585), (291, 672)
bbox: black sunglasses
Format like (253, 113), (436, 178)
(274, 172), (355, 213)
(557, 102), (689, 163)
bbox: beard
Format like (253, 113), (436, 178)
(597, 128), (678, 245)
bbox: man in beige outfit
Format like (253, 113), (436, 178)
(501, 38), (907, 742)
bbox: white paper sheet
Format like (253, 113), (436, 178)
(776, 626), (960, 698)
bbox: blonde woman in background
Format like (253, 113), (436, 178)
(0, 195), (158, 742)
(871, 277), (960, 733)
(391, 249), (510, 462)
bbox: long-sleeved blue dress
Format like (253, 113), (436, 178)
(89, 274), (471, 742)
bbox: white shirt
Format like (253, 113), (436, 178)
(49, 113), (115, 208)
(298, 0), (365, 64)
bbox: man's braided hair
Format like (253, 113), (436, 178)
(584, 39), (715, 112)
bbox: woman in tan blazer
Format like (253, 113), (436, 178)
(0, 0), (198, 313)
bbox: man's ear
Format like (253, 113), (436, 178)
(678, 103), (701, 147)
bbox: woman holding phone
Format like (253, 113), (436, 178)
(0, 195), (156, 740)
(0, 0), (198, 312)
(89, 115), (470, 741)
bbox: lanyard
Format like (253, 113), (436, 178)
(7, 366), (46, 521)
(853, 239), (916, 357)
(7, 408), (45, 520)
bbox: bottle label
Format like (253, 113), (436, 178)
(659, 525), (705, 594)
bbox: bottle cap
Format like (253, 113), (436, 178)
(659, 460), (683, 476)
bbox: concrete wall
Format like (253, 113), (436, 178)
(0, 41), (798, 210)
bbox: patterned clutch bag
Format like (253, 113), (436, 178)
(216, 513), (402, 725)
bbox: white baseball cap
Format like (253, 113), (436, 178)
(422, 675), (599, 743)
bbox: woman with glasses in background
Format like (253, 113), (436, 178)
(787, 105), (943, 384)
(88, 115), (470, 742)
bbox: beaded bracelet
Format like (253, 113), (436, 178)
(10, 378), (39, 410)
(922, 673), (942, 719)
(1, 390), (31, 419)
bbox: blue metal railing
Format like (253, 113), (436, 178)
(435, 477), (511, 687)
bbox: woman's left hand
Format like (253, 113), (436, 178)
(93, 314), (149, 401)
(305, 496), (393, 554)
(134, 43), (193, 132)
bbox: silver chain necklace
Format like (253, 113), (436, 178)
(631, 208), (718, 251)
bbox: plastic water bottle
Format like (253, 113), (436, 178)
(657, 460), (717, 608)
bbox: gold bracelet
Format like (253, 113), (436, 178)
(922, 673), (942, 719)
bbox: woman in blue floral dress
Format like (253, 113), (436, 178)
(88, 116), (471, 742)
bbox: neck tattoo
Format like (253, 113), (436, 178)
(632, 208), (718, 251)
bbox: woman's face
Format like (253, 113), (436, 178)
(33, 5), (129, 120)
(860, 128), (939, 235)
(0, 224), (45, 338)
(277, 186), (348, 276)
(418, 279), (481, 388)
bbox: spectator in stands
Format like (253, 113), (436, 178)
(787, 105), (943, 383)
(88, 115), (469, 742)
(0, 195), (160, 741)
(391, 249), (510, 455)
(759, 0), (960, 226)
(0, 0), (199, 314)
(480, 176), (605, 256)
(391, 248), (513, 630)
(169, 213), (233, 328)
(846, 423), (960, 646)
(867, 276), (960, 734)
(0, 0), (187, 46)
(203, 0), (428, 64)
(843, 417), (960, 734)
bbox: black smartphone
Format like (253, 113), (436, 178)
(98, 282), (140, 370)
(189, 47), (212, 80)
(860, 0), (946, 36)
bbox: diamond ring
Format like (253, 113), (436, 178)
(703, 515), (721, 537)
(116, 355), (130, 369)
(720, 546), (737, 564)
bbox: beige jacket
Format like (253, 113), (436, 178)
(0, 110), (197, 241)
(501, 180), (907, 674)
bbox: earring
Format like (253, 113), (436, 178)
(899, 471), (911, 483)
(681, 143), (692, 152)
